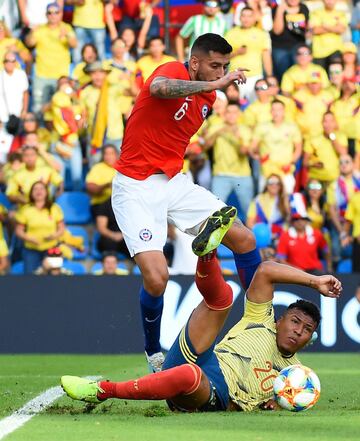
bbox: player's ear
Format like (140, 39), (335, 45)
(189, 55), (199, 71)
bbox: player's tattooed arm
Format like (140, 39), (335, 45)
(150, 76), (214, 98)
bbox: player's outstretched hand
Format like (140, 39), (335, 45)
(215, 68), (249, 89)
(314, 275), (342, 298)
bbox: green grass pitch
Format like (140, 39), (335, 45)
(0, 353), (359, 441)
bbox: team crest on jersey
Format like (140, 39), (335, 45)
(201, 105), (209, 119)
(139, 228), (152, 241)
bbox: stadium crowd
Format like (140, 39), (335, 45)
(0, 0), (359, 275)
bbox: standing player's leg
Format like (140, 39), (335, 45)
(111, 173), (170, 372)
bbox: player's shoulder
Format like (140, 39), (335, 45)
(151, 61), (189, 80)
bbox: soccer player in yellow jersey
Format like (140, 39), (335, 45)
(61, 258), (341, 411)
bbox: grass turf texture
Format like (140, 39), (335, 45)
(0, 353), (359, 441)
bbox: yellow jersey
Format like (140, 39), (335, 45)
(225, 26), (271, 77)
(135, 54), (176, 83)
(32, 23), (75, 78)
(309, 9), (348, 58)
(304, 132), (347, 182)
(15, 203), (64, 251)
(6, 166), (63, 203)
(330, 95), (360, 140)
(281, 63), (329, 96)
(72, 62), (91, 86)
(85, 161), (116, 205)
(252, 121), (302, 178)
(72, 0), (105, 29)
(293, 89), (334, 138)
(215, 299), (300, 411)
(345, 192), (360, 237)
(208, 123), (252, 177)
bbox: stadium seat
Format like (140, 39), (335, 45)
(10, 261), (24, 275)
(65, 226), (89, 260)
(0, 192), (12, 210)
(132, 265), (141, 275)
(91, 231), (102, 260)
(62, 260), (86, 275)
(56, 192), (91, 225)
(90, 261), (129, 274)
(337, 259), (352, 274)
(217, 244), (233, 259)
(220, 259), (237, 275)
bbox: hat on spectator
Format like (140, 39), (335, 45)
(289, 193), (311, 221)
(204, 1), (219, 7)
(307, 71), (322, 83)
(46, 2), (61, 12)
(84, 61), (111, 74)
(342, 42), (357, 54)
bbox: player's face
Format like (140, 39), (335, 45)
(276, 310), (317, 355)
(192, 51), (230, 82)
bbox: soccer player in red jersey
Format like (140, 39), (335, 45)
(111, 33), (262, 371)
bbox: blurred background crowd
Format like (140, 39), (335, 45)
(0, 0), (359, 277)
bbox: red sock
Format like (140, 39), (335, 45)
(98, 364), (202, 401)
(196, 255), (233, 310)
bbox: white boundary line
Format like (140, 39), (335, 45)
(0, 376), (100, 440)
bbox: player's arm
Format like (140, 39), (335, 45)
(149, 69), (248, 98)
(246, 261), (342, 304)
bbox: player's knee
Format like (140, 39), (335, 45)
(143, 268), (169, 295)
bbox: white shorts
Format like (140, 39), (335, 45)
(111, 172), (225, 257)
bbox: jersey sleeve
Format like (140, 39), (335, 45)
(151, 62), (189, 81)
(242, 299), (274, 324)
(180, 17), (195, 38)
(14, 205), (28, 225)
(52, 204), (64, 223)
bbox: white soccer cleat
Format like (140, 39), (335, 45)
(145, 351), (165, 373)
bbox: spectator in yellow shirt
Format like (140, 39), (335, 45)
(203, 103), (254, 218)
(0, 203), (9, 274)
(266, 75), (296, 121)
(343, 191), (360, 272)
(0, 19), (31, 70)
(50, 76), (85, 190)
(85, 144), (117, 217)
(327, 154), (360, 264)
(250, 100), (302, 193)
(309, 0), (348, 71)
(67, 0), (106, 64)
(303, 111), (347, 185)
(15, 181), (65, 274)
(79, 61), (124, 164)
(72, 43), (99, 87)
(242, 78), (272, 128)
(135, 36), (175, 90)
(104, 38), (137, 118)
(225, 7), (272, 103)
(330, 77), (359, 157)
(281, 44), (329, 97)
(6, 145), (63, 206)
(293, 74), (334, 139)
(27, 2), (77, 114)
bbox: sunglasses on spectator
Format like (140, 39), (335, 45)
(47, 10), (60, 15)
(297, 50), (311, 56)
(24, 117), (36, 122)
(340, 159), (351, 165)
(267, 179), (281, 185)
(308, 182), (322, 190)
(267, 81), (278, 87)
(255, 84), (268, 91)
(4, 58), (16, 63)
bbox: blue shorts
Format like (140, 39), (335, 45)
(162, 321), (229, 411)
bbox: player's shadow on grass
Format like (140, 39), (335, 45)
(46, 402), (171, 417)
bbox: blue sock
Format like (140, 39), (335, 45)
(233, 248), (262, 291)
(139, 286), (164, 356)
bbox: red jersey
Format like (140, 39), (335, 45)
(115, 61), (216, 180)
(276, 226), (328, 271)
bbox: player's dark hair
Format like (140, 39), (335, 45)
(191, 33), (232, 56)
(287, 300), (321, 328)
